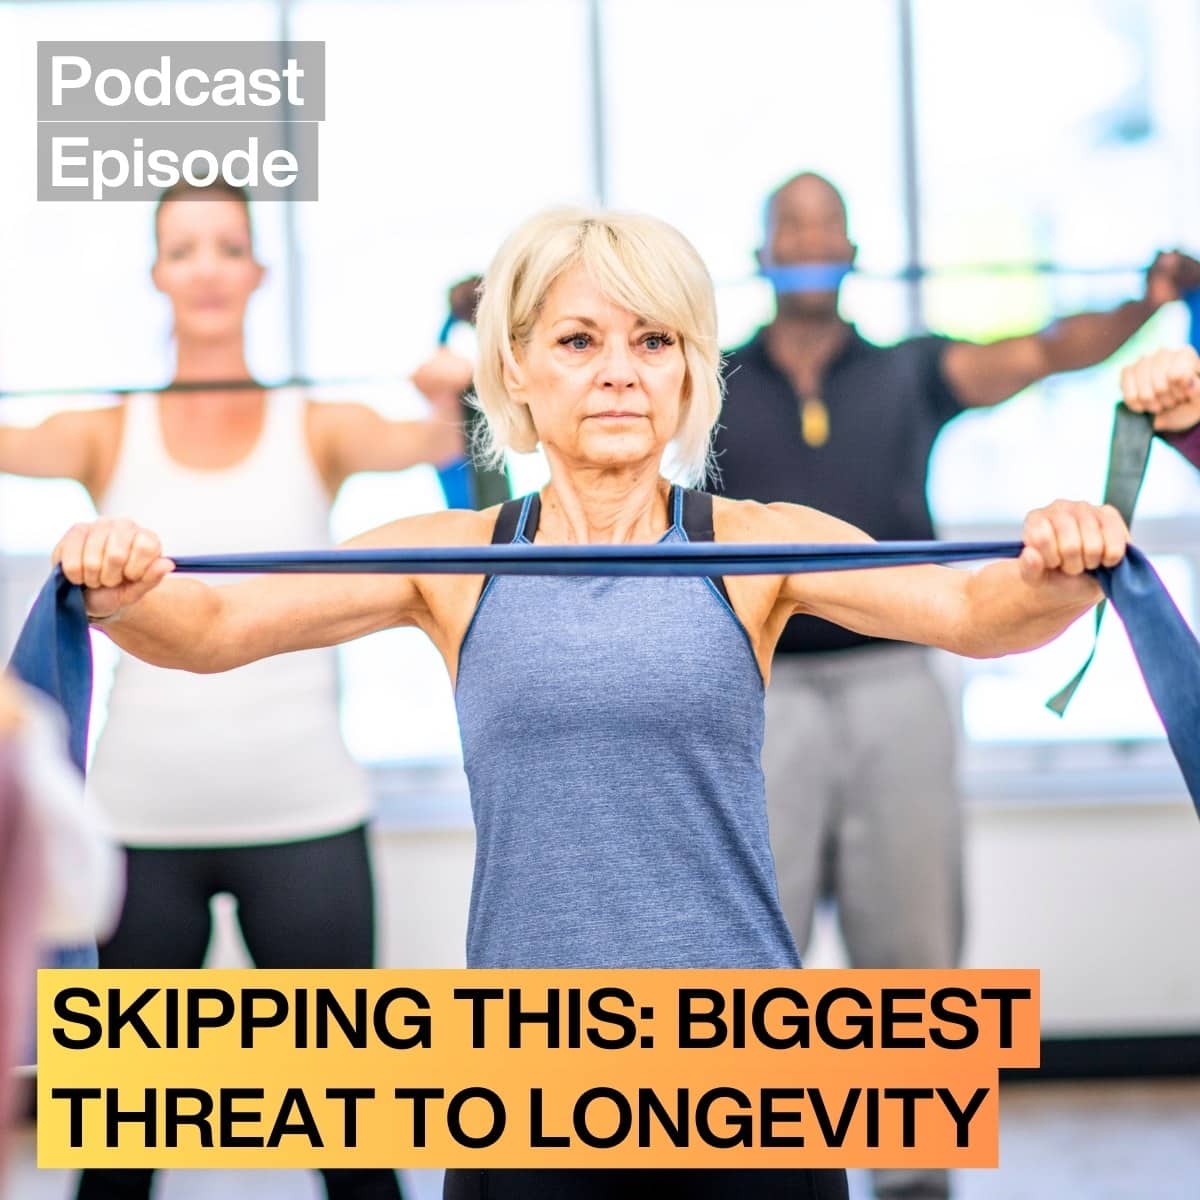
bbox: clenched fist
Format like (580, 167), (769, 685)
(52, 518), (174, 621)
(1018, 500), (1128, 586)
(1120, 346), (1200, 433)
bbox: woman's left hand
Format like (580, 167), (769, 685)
(1018, 500), (1128, 586)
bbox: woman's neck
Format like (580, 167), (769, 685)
(172, 336), (253, 388)
(539, 460), (671, 544)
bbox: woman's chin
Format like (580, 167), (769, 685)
(175, 315), (244, 343)
(573, 428), (664, 468)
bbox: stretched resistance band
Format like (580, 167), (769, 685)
(1048, 290), (1200, 714)
(8, 539), (1200, 814)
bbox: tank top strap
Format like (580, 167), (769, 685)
(490, 493), (541, 545)
(121, 392), (167, 461)
(677, 486), (711, 542)
(256, 387), (309, 464)
(101, 394), (167, 514)
(676, 486), (730, 603)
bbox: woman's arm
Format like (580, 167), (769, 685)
(724, 498), (1125, 660)
(0, 408), (103, 484)
(310, 401), (466, 488)
(52, 509), (481, 673)
(308, 355), (473, 492)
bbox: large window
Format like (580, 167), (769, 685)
(0, 0), (290, 554)
(913, 0), (1200, 751)
(2, 0), (1198, 799)
(290, 0), (593, 765)
(603, 0), (912, 349)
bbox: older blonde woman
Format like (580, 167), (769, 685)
(54, 208), (1126, 1200)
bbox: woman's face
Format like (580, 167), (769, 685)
(152, 197), (263, 342)
(511, 265), (687, 474)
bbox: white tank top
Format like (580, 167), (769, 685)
(88, 392), (372, 845)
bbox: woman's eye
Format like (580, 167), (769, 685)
(559, 333), (592, 350)
(643, 332), (675, 351)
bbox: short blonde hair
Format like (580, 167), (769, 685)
(473, 207), (722, 486)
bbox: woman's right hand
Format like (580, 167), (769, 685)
(1120, 346), (1200, 432)
(52, 518), (175, 621)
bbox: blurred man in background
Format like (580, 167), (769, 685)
(714, 170), (1200, 1200)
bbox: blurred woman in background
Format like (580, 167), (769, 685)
(0, 178), (462, 1200)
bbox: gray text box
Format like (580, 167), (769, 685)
(38, 42), (324, 121)
(37, 121), (319, 201)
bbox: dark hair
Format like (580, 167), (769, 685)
(154, 177), (254, 254)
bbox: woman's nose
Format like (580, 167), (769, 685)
(597, 342), (636, 388)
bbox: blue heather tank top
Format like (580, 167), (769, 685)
(454, 485), (800, 970)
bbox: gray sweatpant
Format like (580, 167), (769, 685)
(763, 644), (962, 1200)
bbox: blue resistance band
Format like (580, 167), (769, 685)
(1048, 289), (1200, 714)
(758, 262), (852, 294)
(8, 540), (1200, 814)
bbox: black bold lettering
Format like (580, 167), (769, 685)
(393, 1088), (444, 1147)
(678, 989), (726, 1048)
(327, 1088), (374, 1148)
(929, 988), (978, 1049)
(447, 1088), (505, 1148)
(880, 988), (926, 1048)
(375, 988), (431, 1050)
(530, 1088), (570, 1147)
(453, 988), (504, 1048)
(980, 987), (1031, 1049)
(165, 1088), (214, 1148)
(816, 987), (872, 1049)
(808, 1087), (861, 1148)
(573, 1087), (631, 1149)
(695, 1087), (752, 1148)
(587, 988), (636, 1049)
(760, 1088), (805, 1147)
(220, 1088), (265, 1147)
(267, 1087), (323, 1148)
(52, 988), (102, 1049)
(50, 1087), (100, 1147)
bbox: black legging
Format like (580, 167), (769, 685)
(74, 825), (403, 1200)
(444, 1167), (850, 1199)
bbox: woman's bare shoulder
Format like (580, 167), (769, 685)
(342, 504), (503, 550)
(712, 494), (863, 544)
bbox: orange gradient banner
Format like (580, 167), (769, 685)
(37, 969), (1038, 1168)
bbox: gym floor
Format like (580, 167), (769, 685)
(7, 1078), (1200, 1200)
